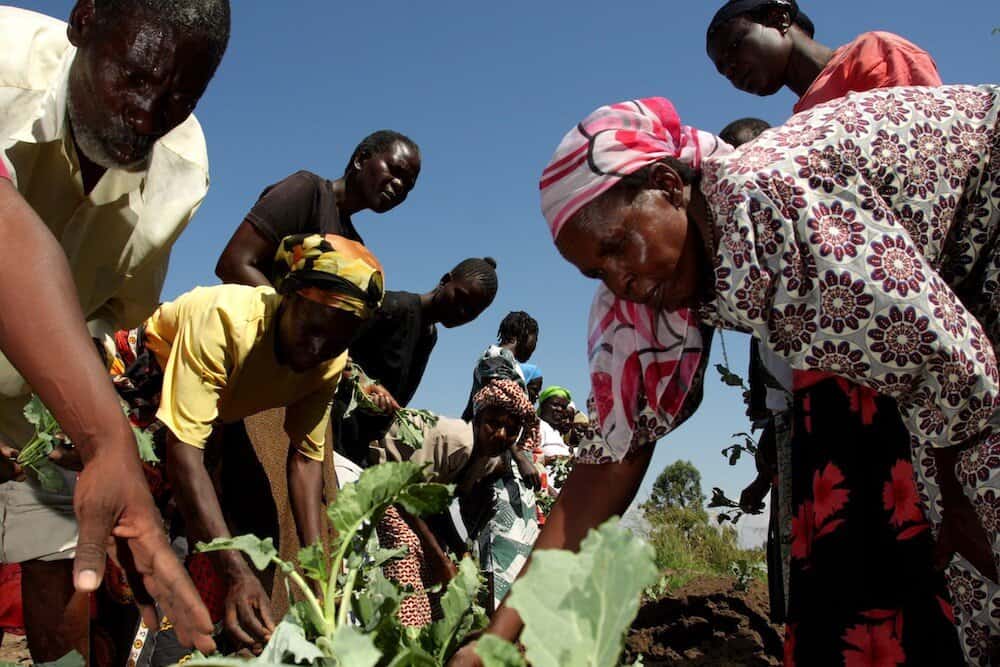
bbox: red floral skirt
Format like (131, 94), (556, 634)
(785, 378), (964, 665)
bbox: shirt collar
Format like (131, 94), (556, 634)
(8, 45), (144, 204)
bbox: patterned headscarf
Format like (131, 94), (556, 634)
(273, 233), (384, 319)
(539, 97), (729, 240)
(539, 98), (728, 461)
(472, 378), (541, 453)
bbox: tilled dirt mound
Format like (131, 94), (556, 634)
(624, 577), (783, 666)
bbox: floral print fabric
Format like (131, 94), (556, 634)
(577, 286), (712, 463)
(699, 84), (1000, 665)
(785, 378), (965, 665)
(699, 85), (1000, 452)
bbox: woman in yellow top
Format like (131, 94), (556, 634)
(126, 233), (383, 648)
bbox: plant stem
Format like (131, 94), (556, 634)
(325, 528), (358, 627)
(336, 566), (360, 628)
(276, 559), (328, 635)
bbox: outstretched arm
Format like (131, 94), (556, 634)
(288, 449), (326, 549)
(166, 431), (275, 647)
(0, 175), (216, 652)
(449, 446), (654, 665)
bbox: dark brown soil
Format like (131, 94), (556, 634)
(624, 576), (783, 666)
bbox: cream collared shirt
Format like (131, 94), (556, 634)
(0, 6), (210, 444)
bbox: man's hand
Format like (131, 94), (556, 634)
(513, 451), (541, 491)
(364, 383), (400, 415)
(222, 570), (276, 647)
(73, 450), (217, 654)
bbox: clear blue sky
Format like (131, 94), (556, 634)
(23, 1), (1000, 503)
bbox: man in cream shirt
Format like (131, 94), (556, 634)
(0, 1), (230, 659)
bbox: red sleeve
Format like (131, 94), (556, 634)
(0, 161), (9, 182)
(858, 32), (943, 88)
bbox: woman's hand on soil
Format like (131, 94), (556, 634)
(75, 449), (217, 654)
(223, 571), (276, 647)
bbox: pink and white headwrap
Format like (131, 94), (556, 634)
(539, 97), (729, 461)
(539, 97), (729, 240)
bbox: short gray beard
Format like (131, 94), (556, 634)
(66, 89), (149, 172)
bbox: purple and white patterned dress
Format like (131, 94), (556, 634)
(698, 84), (1000, 664)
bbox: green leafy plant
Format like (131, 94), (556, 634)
(343, 369), (440, 449)
(184, 461), (486, 666)
(536, 456), (574, 515)
(180, 472), (658, 667)
(730, 558), (766, 592)
(720, 432), (757, 467)
(16, 394), (157, 492)
(474, 519), (659, 667)
(707, 487), (744, 525)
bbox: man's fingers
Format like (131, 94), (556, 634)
(114, 536), (156, 607)
(73, 510), (116, 592)
(257, 596), (276, 633)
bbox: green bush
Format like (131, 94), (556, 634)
(642, 505), (765, 591)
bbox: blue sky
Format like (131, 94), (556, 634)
(24, 1), (1000, 504)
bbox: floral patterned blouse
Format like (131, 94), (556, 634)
(698, 84), (1000, 452)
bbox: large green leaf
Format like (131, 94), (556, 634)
(23, 394), (57, 430)
(506, 518), (658, 667)
(32, 459), (66, 492)
(396, 483), (454, 517)
(21, 652), (86, 667)
(326, 462), (425, 535)
(258, 616), (324, 664)
(475, 636), (526, 667)
(297, 541), (328, 583)
(329, 625), (380, 667)
(196, 535), (281, 571)
(352, 567), (405, 658)
(428, 557), (485, 660)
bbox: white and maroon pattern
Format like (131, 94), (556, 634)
(699, 84), (1000, 663)
(700, 85), (1000, 452)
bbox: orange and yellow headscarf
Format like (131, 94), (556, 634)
(273, 234), (385, 319)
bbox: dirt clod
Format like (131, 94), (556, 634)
(624, 577), (783, 666)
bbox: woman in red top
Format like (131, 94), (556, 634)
(706, 0), (941, 109)
(705, 2), (991, 665)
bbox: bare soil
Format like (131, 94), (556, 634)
(625, 576), (783, 666)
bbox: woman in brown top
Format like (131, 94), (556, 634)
(215, 130), (420, 287)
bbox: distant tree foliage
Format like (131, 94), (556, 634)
(646, 460), (704, 512)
